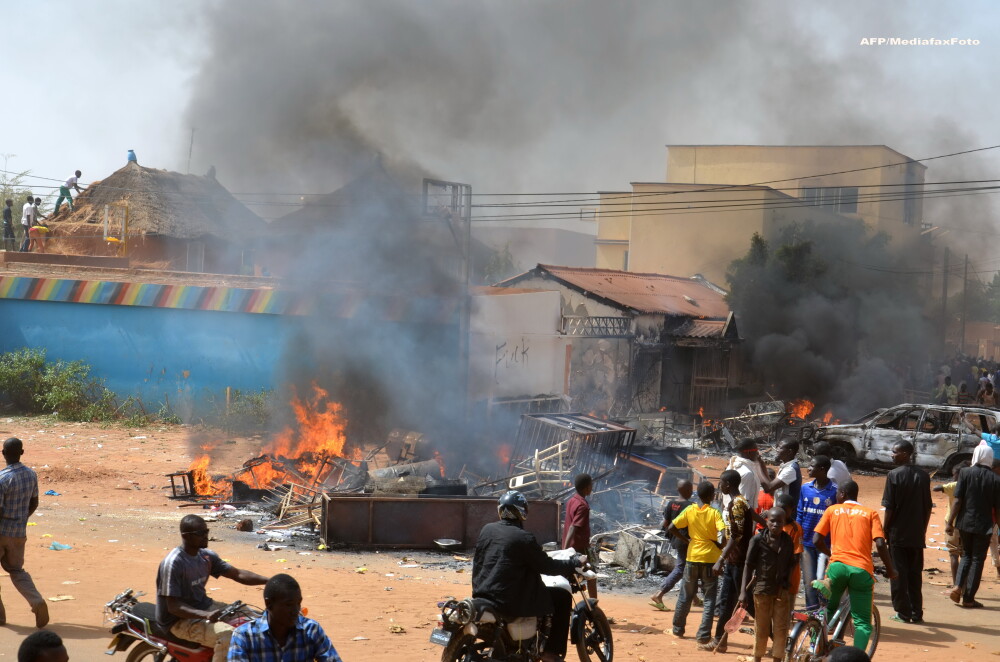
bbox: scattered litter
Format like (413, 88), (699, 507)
(965, 642), (977, 649)
(389, 624), (406, 634)
(27, 522), (37, 527)
(61, 581), (79, 585)
(452, 555), (471, 562)
(276, 559), (287, 563)
(317, 544), (327, 551)
(41, 534), (52, 538)
(108, 539), (119, 543)
(43, 490), (60, 496)
(47, 595), (74, 602)
(351, 636), (369, 641)
(48, 542), (72, 551)
(355, 567), (368, 574)
(132, 436), (147, 439)
(78, 518), (86, 522)
(298, 552), (312, 556)
(384, 587), (394, 591)
(399, 563), (420, 568)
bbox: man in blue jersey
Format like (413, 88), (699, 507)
(797, 455), (838, 608)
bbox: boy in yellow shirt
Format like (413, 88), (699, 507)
(666, 480), (727, 644)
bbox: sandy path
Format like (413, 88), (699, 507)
(0, 416), (994, 660)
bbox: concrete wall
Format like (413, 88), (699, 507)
(469, 290), (568, 402)
(597, 182), (857, 284)
(665, 145), (925, 247)
(0, 298), (297, 415)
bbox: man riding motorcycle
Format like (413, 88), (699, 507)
(472, 491), (586, 662)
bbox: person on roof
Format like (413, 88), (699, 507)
(53, 171), (81, 214)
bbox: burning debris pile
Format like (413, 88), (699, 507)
(636, 398), (840, 457)
(173, 384), (459, 530)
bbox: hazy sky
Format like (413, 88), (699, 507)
(4, 0), (998, 245)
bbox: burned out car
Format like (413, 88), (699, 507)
(814, 403), (998, 472)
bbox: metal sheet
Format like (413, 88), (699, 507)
(321, 494), (560, 549)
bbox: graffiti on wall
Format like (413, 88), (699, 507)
(494, 337), (531, 384)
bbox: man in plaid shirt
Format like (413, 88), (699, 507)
(0, 438), (47, 628)
(228, 574), (342, 662)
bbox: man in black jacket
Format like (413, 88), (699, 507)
(473, 491), (584, 662)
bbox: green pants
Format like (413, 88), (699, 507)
(825, 561), (874, 650)
(54, 186), (73, 213)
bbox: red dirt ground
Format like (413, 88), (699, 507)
(0, 415), (994, 661)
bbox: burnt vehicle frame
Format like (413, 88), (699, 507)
(814, 402), (998, 473)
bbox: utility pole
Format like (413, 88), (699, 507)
(961, 254), (969, 356)
(940, 246), (949, 355)
(187, 128), (196, 174)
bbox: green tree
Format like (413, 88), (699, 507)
(0, 155), (43, 225)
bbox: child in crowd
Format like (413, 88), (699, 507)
(740, 507), (796, 662)
(650, 479), (694, 610)
(933, 462), (967, 587)
(777, 492), (804, 609)
(667, 481), (727, 645)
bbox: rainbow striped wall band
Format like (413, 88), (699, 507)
(0, 275), (459, 323)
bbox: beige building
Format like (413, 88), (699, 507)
(596, 145), (927, 283)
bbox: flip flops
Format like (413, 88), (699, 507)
(649, 601), (669, 611)
(949, 587), (962, 604)
(889, 614), (910, 623)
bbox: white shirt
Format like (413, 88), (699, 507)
(828, 459), (851, 487)
(725, 456), (763, 511)
(775, 460), (799, 498)
(21, 202), (34, 226)
(65, 175), (78, 189)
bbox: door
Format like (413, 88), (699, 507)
(912, 408), (958, 469)
(864, 406), (919, 463)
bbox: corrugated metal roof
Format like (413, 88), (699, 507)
(510, 265), (730, 318)
(667, 319), (726, 338)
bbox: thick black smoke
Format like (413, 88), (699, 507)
(726, 221), (931, 418)
(182, 1), (993, 434)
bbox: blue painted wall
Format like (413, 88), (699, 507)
(0, 299), (299, 413)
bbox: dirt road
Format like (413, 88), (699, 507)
(0, 415), (995, 660)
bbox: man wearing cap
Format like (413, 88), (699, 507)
(0, 438), (47, 628)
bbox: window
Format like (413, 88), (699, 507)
(921, 409), (953, 433)
(874, 408), (907, 430)
(799, 186), (860, 214)
(839, 187), (858, 214)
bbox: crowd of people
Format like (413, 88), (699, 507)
(1, 171), (81, 254)
(640, 432), (1000, 662)
(932, 355), (1000, 406)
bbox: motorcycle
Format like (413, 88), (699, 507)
(104, 588), (261, 662)
(431, 549), (614, 662)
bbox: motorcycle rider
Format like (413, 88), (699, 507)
(473, 491), (586, 662)
(155, 515), (269, 662)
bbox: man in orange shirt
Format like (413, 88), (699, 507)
(811, 480), (897, 651)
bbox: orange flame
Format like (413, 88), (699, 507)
(787, 399), (815, 420)
(190, 455), (230, 497)
(433, 451), (446, 478)
(497, 444), (512, 467)
(186, 382), (350, 495)
(698, 406), (705, 418)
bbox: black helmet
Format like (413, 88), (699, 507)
(498, 490), (528, 521)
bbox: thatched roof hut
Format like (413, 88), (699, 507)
(53, 162), (267, 240)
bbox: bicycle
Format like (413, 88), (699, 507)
(785, 569), (885, 662)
